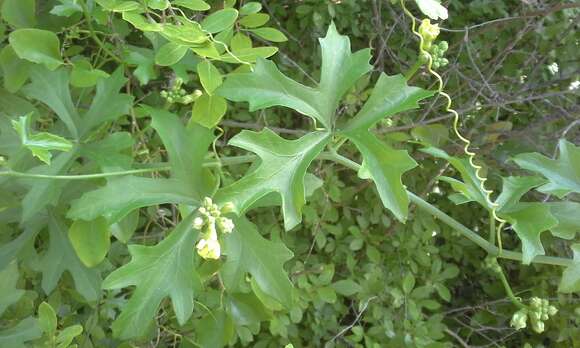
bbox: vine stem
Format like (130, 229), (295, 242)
(322, 151), (573, 268)
(81, 4), (123, 64)
(1, 152), (573, 268)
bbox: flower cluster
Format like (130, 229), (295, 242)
(510, 297), (558, 333)
(418, 19), (440, 51)
(160, 78), (202, 105)
(418, 19), (448, 70)
(193, 197), (235, 260)
(428, 41), (449, 70)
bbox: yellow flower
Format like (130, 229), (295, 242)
(418, 19), (440, 50)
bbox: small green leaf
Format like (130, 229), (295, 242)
(55, 325), (83, 348)
(102, 214), (200, 339)
(12, 114), (73, 165)
(97, 0), (141, 12)
(331, 279), (362, 296)
(402, 273), (416, 294)
(559, 244), (580, 293)
(197, 60), (223, 94)
(201, 8), (238, 33)
(50, 0), (83, 17)
(239, 13), (269, 28)
(249, 27), (288, 42)
(172, 0), (210, 11)
(9, 29), (63, 70)
(68, 217), (111, 268)
(191, 94), (227, 128)
(414, 0), (448, 20)
(1, 0), (36, 28)
(146, 0), (169, 10)
(221, 218), (294, 307)
(38, 302), (57, 336)
(155, 42), (189, 66)
(240, 2), (262, 15)
(549, 202), (580, 239)
(161, 22), (208, 46)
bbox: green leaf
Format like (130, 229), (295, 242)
(38, 302), (57, 336)
(221, 218), (294, 307)
(102, 214), (200, 339)
(495, 176), (546, 212)
(1, 0), (36, 28)
(239, 13), (269, 28)
(201, 9), (238, 33)
(0, 262), (25, 316)
(172, 0), (210, 11)
(559, 244), (580, 293)
(12, 114), (73, 165)
(70, 60), (110, 88)
(347, 133), (418, 222)
(147, 0), (169, 10)
(97, 0), (142, 12)
(226, 292), (271, 326)
(191, 94), (228, 128)
(22, 67), (81, 139)
(218, 24), (372, 128)
(240, 2), (262, 15)
(50, 0), (83, 17)
(55, 325), (83, 348)
(249, 27), (288, 42)
(215, 129), (330, 230)
(414, 0), (448, 20)
(21, 151), (78, 223)
(0, 45), (32, 93)
(548, 202), (580, 239)
(155, 42), (189, 66)
(514, 139), (580, 198)
(80, 67), (133, 136)
(338, 74), (432, 221)
(9, 29), (63, 70)
(502, 203), (558, 264)
(67, 176), (197, 223)
(0, 317), (42, 348)
(147, 107), (216, 197)
(195, 310), (234, 348)
(331, 279), (362, 296)
(402, 273), (416, 294)
(68, 217), (111, 268)
(197, 60), (223, 94)
(39, 216), (101, 302)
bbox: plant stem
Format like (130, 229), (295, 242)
(404, 58), (424, 81)
(496, 261), (527, 309)
(323, 152), (574, 268)
(0, 155), (257, 180)
(81, 4), (123, 64)
(488, 212), (496, 245)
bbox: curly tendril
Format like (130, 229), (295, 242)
(399, 0), (508, 253)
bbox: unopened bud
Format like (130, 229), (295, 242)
(510, 309), (528, 330)
(193, 217), (204, 230)
(220, 202), (236, 214)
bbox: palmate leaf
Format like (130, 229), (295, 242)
(514, 139), (580, 198)
(221, 217), (294, 307)
(214, 129), (330, 230)
(102, 213), (200, 339)
(0, 262), (25, 316)
(39, 215), (101, 302)
(559, 243), (580, 293)
(340, 74), (434, 221)
(218, 23), (372, 129)
(0, 317), (42, 348)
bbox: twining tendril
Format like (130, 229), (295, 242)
(399, 0), (507, 252)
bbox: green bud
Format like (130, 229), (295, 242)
(160, 90), (168, 98)
(547, 305), (558, 316)
(439, 41), (449, 52)
(510, 309), (528, 330)
(221, 202), (236, 214)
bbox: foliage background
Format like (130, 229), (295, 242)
(0, 0), (579, 347)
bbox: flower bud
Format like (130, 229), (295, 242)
(547, 305), (558, 316)
(510, 309), (528, 330)
(196, 238), (221, 259)
(218, 217), (235, 234)
(419, 19), (440, 49)
(193, 217), (205, 230)
(221, 202), (236, 214)
(531, 318), (545, 334)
